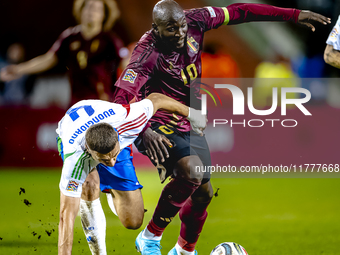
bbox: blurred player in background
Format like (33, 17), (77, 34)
(0, 1), (134, 254)
(113, 1), (331, 254)
(0, 42), (35, 105)
(324, 15), (340, 69)
(56, 92), (206, 255)
(0, 0), (123, 103)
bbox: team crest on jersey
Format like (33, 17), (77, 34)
(66, 180), (79, 192)
(70, 41), (81, 51)
(206, 7), (216, 18)
(187, 37), (199, 54)
(122, 69), (138, 83)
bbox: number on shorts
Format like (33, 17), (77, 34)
(159, 125), (174, 135)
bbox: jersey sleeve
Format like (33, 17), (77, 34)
(226, 3), (300, 25)
(116, 99), (154, 149)
(114, 34), (158, 99)
(113, 86), (135, 104)
(48, 27), (74, 62)
(185, 7), (228, 31)
(59, 149), (96, 198)
(326, 16), (340, 51)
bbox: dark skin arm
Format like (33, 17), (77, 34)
(142, 127), (170, 164)
(143, 93), (191, 164)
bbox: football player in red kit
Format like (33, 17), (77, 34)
(113, 1), (330, 254)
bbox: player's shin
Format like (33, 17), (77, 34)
(80, 198), (107, 255)
(146, 177), (201, 239)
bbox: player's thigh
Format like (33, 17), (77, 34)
(188, 131), (212, 184)
(173, 155), (205, 183)
(189, 131), (212, 168)
(135, 123), (196, 178)
(109, 188), (144, 229)
(81, 169), (101, 201)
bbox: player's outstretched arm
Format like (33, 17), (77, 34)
(225, 3), (331, 31)
(141, 93), (206, 163)
(58, 192), (80, 255)
(0, 52), (58, 82)
(146, 93), (206, 134)
(324, 44), (340, 69)
(146, 93), (189, 116)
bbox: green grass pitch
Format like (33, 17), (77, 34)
(0, 169), (340, 254)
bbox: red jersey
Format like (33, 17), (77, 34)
(49, 26), (123, 103)
(114, 4), (300, 132)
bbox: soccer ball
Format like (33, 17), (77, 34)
(210, 242), (248, 255)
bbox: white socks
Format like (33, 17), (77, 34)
(106, 193), (118, 216)
(142, 227), (162, 241)
(80, 198), (107, 255)
(175, 242), (195, 255)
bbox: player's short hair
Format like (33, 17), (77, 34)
(73, 0), (120, 31)
(85, 123), (118, 154)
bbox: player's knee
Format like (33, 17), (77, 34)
(201, 183), (214, 203)
(176, 156), (204, 184)
(121, 217), (143, 230)
(191, 180), (214, 204)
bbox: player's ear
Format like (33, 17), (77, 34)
(152, 23), (159, 33)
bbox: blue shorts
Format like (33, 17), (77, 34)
(57, 137), (143, 192)
(97, 145), (143, 192)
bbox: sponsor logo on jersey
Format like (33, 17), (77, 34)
(66, 180), (79, 192)
(206, 7), (216, 18)
(187, 37), (199, 54)
(70, 41), (81, 51)
(122, 69), (138, 84)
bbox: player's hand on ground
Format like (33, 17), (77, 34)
(0, 65), (21, 81)
(143, 127), (172, 163)
(187, 108), (207, 136)
(298, 11), (331, 31)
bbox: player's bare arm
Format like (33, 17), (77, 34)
(0, 52), (58, 82)
(147, 93), (189, 117)
(144, 93), (206, 163)
(147, 93), (206, 134)
(58, 193), (80, 255)
(324, 44), (340, 68)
